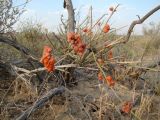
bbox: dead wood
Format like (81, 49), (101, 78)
(64, 0), (75, 32)
(0, 36), (45, 80)
(0, 36), (31, 56)
(0, 60), (44, 81)
(147, 60), (160, 68)
(124, 5), (160, 43)
(0, 60), (16, 80)
(16, 86), (65, 120)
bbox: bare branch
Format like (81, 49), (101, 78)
(0, 36), (30, 55)
(0, 0), (28, 33)
(124, 5), (160, 43)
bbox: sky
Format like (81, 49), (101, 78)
(13, 0), (160, 34)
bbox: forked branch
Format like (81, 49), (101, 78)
(124, 5), (160, 43)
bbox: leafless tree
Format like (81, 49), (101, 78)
(0, 0), (28, 34)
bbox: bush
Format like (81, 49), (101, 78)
(143, 22), (160, 49)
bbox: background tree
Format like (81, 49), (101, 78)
(0, 0), (28, 34)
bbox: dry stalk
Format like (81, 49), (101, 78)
(134, 95), (153, 119)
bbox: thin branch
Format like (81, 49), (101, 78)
(105, 4), (120, 24)
(124, 5), (160, 43)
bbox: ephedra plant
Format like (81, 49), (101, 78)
(1, 0), (160, 119)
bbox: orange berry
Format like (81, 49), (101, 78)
(108, 50), (113, 59)
(103, 24), (110, 33)
(83, 28), (92, 35)
(83, 28), (89, 33)
(67, 33), (86, 56)
(67, 32), (75, 42)
(105, 75), (115, 87)
(78, 47), (84, 53)
(74, 34), (81, 40)
(43, 46), (52, 54)
(77, 51), (83, 56)
(73, 45), (79, 52)
(73, 38), (82, 46)
(97, 58), (104, 65)
(45, 56), (56, 72)
(121, 101), (132, 114)
(98, 72), (103, 81)
(78, 44), (86, 52)
(40, 46), (56, 72)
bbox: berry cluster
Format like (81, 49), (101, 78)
(67, 32), (86, 56)
(40, 46), (56, 72)
(105, 75), (115, 87)
(97, 58), (115, 87)
(98, 72), (115, 87)
(121, 101), (132, 114)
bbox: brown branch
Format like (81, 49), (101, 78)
(124, 5), (160, 43)
(64, 0), (75, 33)
(0, 36), (39, 62)
(0, 36), (30, 55)
(147, 60), (160, 69)
(0, 60), (16, 80)
(0, 36), (43, 80)
(16, 87), (65, 120)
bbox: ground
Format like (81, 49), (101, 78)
(0, 66), (160, 120)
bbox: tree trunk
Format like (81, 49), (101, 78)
(64, 0), (75, 33)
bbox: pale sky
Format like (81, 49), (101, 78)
(13, 0), (160, 34)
